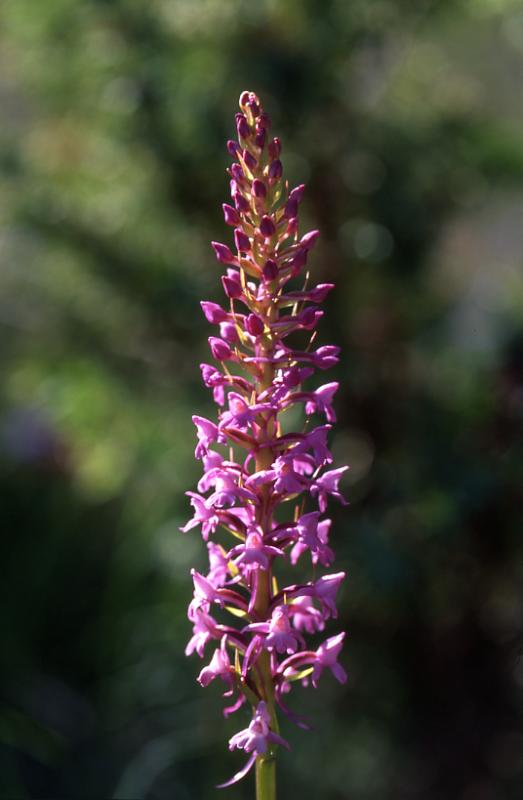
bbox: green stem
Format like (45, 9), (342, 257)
(256, 750), (276, 800)
(252, 569), (278, 800)
(251, 160), (280, 800)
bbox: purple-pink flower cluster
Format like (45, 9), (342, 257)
(182, 91), (348, 787)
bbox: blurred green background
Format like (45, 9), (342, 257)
(1, 1), (522, 798)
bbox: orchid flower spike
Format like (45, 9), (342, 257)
(181, 90), (348, 795)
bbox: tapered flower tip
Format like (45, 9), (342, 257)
(259, 215), (276, 238)
(222, 203), (240, 226)
(211, 241), (235, 264)
(200, 301), (228, 324)
(226, 139), (240, 157)
(268, 159), (283, 180)
(268, 137), (281, 160)
(290, 183), (306, 203)
(252, 178), (267, 198)
(239, 90), (260, 110)
(246, 313), (265, 337)
(221, 273), (243, 299)
(310, 283), (335, 303)
(234, 228), (250, 252)
(236, 114), (250, 140)
(208, 336), (232, 361)
(284, 183), (306, 218)
(301, 230), (320, 250)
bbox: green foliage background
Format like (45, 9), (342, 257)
(1, 1), (522, 798)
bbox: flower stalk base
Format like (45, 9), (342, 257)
(256, 753), (276, 800)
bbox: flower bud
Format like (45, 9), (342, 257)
(259, 215), (276, 238)
(221, 273), (242, 299)
(308, 284), (335, 303)
(284, 184), (306, 219)
(234, 229), (250, 252)
(268, 137), (281, 159)
(300, 307), (321, 329)
(289, 247), (308, 275)
(286, 217), (299, 238)
(300, 230), (320, 250)
(233, 192), (250, 213)
(201, 301), (228, 324)
(252, 179), (267, 199)
(220, 321), (239, 343)
(239, 91), (251, 108)
(227, 140), (240, 157)
(243, 149), (257, 172)
(222, 203), (240, 227)
(230, 163), (245, 183)
(245, 314), (265, 337)
(236, 114), (250, 140)
(211, 241), (235, 264)
(263, 259), (278, 281)
(246, 99), (259, 118)
(209, 337), (232, 361)
(258, 112), (271, 130)
(254, 128), (266, 149)
(268, 159), (283, 180)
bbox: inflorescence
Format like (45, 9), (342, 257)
(182, 90), (348, 788)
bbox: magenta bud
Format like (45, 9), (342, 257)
(246, 314), (265, 337)
(201, 301), (228, 324)
(301, 230), (320, 250)
(234, 193), (250, 213)
(246, 99), (259, 117)
(239, 91), (250, 107)
(259, 215), (276, 238)
(309, 283), (335, 303)
(212, 241), (235, 264)
(230, 163), (245, 183)
(284, 185), (305, 219)
(263, 259), (279, 281)
(222, 203), (240, 226)
(284, 197), (299, 220)
(219, 321), (239, 343)
(252, 179), (267, 199)
(300, 307), (318, 328)
(290, 248), (308, 274)
(258, 112), (271, 131)
(286, 217), (299, 237)
(254, 129), (266, 149)
(236, 114), (250, 140)
(234, 228), (250, 252)
(221, 274), (242, 299)
(268, 159), (283, 180)
(227, 140), (240, 157)
(243, 149), (257, 172)
(209, 337), (232, 361)
(268, 137), (281, 159)
(290, 183), (306, 202)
